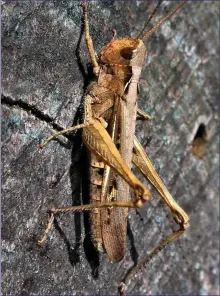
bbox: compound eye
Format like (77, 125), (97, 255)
(120, 47), (134, 60)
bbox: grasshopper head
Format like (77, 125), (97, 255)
(100, 38), (146, 68)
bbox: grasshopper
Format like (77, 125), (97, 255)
(38, 1), (189, 294)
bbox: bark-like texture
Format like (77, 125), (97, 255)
(2, 1), (219, 295)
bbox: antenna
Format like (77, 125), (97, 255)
(137, 0), (163, 39)
(141, 0), (187, 42)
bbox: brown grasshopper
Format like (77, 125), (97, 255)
(38, 1), (189, 294)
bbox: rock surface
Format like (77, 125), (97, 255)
(2, 1), (219, 295)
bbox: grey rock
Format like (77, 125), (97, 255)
(2, 1), (219, 295)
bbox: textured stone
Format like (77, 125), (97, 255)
(2, 1), (219, 295)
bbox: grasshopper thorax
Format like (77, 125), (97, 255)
(98, 38), (146, 95)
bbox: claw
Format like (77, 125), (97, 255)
(118, 282), (126, 296)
